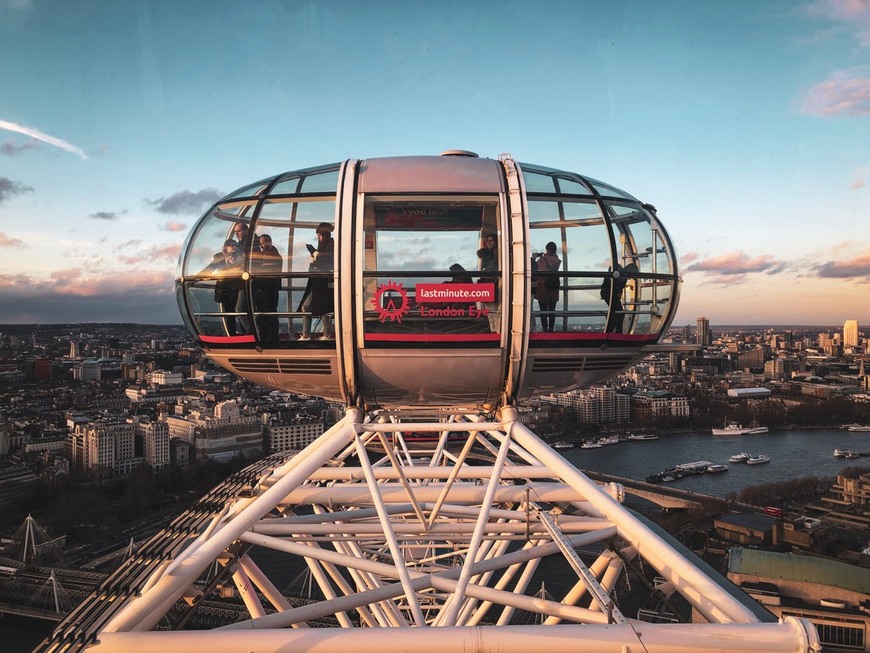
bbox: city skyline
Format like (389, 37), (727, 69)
(1, 1), (868, 325)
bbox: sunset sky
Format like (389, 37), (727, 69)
(1, 0), (868, 327)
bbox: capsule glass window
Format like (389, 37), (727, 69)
(362, 199), (501, 338)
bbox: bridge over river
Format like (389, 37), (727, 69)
(582, 470), (738, 512)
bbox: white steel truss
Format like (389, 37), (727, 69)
(43, 407), (820, 653)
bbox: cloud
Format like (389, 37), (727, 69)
(0, 176), (34, 203)
(146, 188), (223, 215)
(0, 269), (180, 323)
(160, 220), (188, 232)
(801, 70), (870, 115)
(88, 211), (122, 221)
(2, 0), (34, 10)
(684, 251), (789, 285)
(849, 165), (867, 189)
(1, 268), (174, 298)
(0, 232), (27, 248)
(812, 251), (870, 278)
(118, 243), (182, 265)
(0, 118), (88, 159)
(810, 0), (870, 46)
(1, 139), (39, 156)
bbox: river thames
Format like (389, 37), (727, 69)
(560, 426), (869, 498)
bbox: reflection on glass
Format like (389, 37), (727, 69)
(363, 201), (501, 337)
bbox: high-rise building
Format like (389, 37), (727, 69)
(591, 386), (616, 422)
(696, 317), (711, 347)
(843, 320), (859, 348)
(68, 420), (138, 476)
(133, 418), (170, 470)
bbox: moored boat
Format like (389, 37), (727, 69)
(596, 435), (620, 446)
(706, 463), (728, 473)
(675, 460), (713, 475)
(627, 433), (659, 441)
(712, 422), (769, 435)
(846, 424), (870, 432)
(580, 440), (602, 449)
(729, 452), (751, 463)
(552, 441), (574, 450)
(746, 454), (770, 465)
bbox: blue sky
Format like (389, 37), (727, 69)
(0, 0), (868, 326)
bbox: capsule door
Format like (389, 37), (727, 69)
(349, 157), (509, 409)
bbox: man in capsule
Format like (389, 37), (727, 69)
(252, 234), (282, 341)
(232, 222), (260, 334)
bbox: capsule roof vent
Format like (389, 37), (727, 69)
(440, 150), (479, 158)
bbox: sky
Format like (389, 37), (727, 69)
(0, 0), (868, 327)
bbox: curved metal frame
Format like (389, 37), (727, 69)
(38, 408), (819, 653)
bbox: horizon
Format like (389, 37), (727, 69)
(1, 1), (868, 325)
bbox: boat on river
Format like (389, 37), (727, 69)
(845, 424), (870, 432)
(675, 460), (713, 475)
(712, 421), (769, 435)
(596, 435), (620, 446)
(729, 452), (750, 463)
(580, 440), (602, 449)
(552, 441), (574, 450)
(746, 454), (770, 465)
(706, 464), (728, 473)
(627, 433), (659, 441)
(834, 448), (861, 459)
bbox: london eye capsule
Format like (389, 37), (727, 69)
(176, 152), (682, 409)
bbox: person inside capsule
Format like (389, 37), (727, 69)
(232, 222), (259, 335)
(297, 222), (335, 340)
(209, 239), (243, 336)
(534, 241), (561, 332)
(252, 233), (282, 342)
(476, 233), (499, 332)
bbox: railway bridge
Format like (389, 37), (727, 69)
(583, 471), (733, 512)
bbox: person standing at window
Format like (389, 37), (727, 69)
(232, 222), (260, 334)
(210, 239), (243, 336)
(297, 222), (335, 340)
(534, 241), (561, 332)
(476, 233), (499, 333)
(252, 233), (282, 341)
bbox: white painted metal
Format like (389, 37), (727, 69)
(48, 407), (819, 653)
(90, 618), (821, 653)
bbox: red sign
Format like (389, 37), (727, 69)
(416, 283), (495, 303)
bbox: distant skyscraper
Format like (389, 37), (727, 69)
(696, 317), (711, 347)
(70, 340), (80, 358)
(843, 319), (859, 348)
